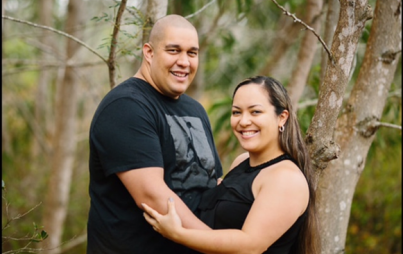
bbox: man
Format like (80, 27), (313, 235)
(87, 14), (222, 254)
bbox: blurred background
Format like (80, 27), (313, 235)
(2, 0), (401, 253)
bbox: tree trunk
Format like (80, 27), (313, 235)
(258, 11), (305, 77)
(305, 0), (372, 175)
(42, 0), (86, 252)
(31, 0), (54, 163)
(141, 0), (168, 45)
(320, 0), (340, 82)
(317, 0), (401, 252)
(2, 0), (12, 155)
(287, 0), (324, 110)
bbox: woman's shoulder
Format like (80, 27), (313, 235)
(253, 160), (309, 214)
(262, 159), (305, 183)
(255, 159), (308, 196)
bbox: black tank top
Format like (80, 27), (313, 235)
(197, 154), (307, 254)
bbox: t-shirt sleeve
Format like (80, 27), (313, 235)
(90, 97), (163, 176)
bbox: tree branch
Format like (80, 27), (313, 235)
(108, 0), (128, 89)
(2, 15), (108, 64)
(58, 234), (87, 253)
(185, 0), (217, 19)
(271, 0), (334, 64)
(376, 122), (402, 130)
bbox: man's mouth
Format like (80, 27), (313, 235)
(171, 71), (188, 77)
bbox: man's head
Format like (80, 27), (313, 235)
(136, 14), (199, 99)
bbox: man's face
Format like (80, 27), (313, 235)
(148, 26), (199, 99)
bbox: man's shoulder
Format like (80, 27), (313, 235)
(180, 93), (205, 110)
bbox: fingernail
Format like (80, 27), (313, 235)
(168, 197), (174, 202)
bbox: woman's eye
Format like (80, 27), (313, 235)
(232, 111), (241, 115)
(252, 110), (262, 114)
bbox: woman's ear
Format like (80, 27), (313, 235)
(279, 110), (290, 126)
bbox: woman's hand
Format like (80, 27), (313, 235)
(142, 197), (183, 240)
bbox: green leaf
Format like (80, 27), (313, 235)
(41, 230), (49, 240)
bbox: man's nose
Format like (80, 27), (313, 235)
(177, 53), (190, 67)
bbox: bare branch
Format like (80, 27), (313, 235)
(2, 15), (108, 64)
(108, 0), (128, 89)
(58, 234), (87, 253)
(271, 0), (334, 65)
(3, 58), (106, 67)
(376, 122), (402, 130)
(185, 0), (217, 19)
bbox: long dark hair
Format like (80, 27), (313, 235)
(233, 76), (320, 254)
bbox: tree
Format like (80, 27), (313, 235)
(314, 0), (402, 252)
(1, 0), (401, 253)
(41, 0), (87, 252)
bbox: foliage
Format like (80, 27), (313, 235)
(1, 0), (401, 253)
(2, 182), (49, 253)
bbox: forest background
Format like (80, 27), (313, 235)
(2, 0), (401, 254)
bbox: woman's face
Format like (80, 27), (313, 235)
(231, 84), (284, 157)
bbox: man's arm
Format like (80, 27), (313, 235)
(117, 167), (210, 230)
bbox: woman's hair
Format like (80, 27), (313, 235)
(233, 76), (321, 254)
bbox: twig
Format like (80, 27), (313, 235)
(376, 122), (402, 130)
(2, 58), (106, 68)
(108, 0), (128, 89)
(58, 234), (87, 253)
(2, 15), (108, 64)
(2, 202), (43, 230)
(271, 0), (334, 65)
(185, 0), (217, 19)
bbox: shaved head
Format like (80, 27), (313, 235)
(135, 14), (199, 99)
(149, 14), (197, 46)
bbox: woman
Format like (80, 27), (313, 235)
(142, 76), (320, 254)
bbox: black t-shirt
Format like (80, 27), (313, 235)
(87, 77), (223, 254)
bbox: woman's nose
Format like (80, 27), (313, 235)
(239, 114), (251, 126)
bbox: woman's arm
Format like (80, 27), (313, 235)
(143, 198), (260, 254)
(142, 161), (309, 254)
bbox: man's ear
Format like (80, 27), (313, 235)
(143, 43), (153, 63)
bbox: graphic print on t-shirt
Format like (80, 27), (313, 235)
(166, 115), (217, 195)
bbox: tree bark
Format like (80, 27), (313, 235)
(317, 0), (401, 252)
(305, 0), (372, 175)
(320, 0), (340, 83)
(258, 11), (304, 77)
(2, 0), (12, 155)
(31, 0), (54, 158)
(287, 0), (324, 110)
(42, 0), (86, 252)
(108, 0), (127, 89)
(141, 0), (168, 45)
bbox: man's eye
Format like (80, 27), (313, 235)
(167, 49), (179, 53)
(188, 51), (198, 56)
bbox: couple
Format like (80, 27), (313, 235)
(87, 14), (319, 254)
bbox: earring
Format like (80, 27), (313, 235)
(279, 125), (285, 133)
